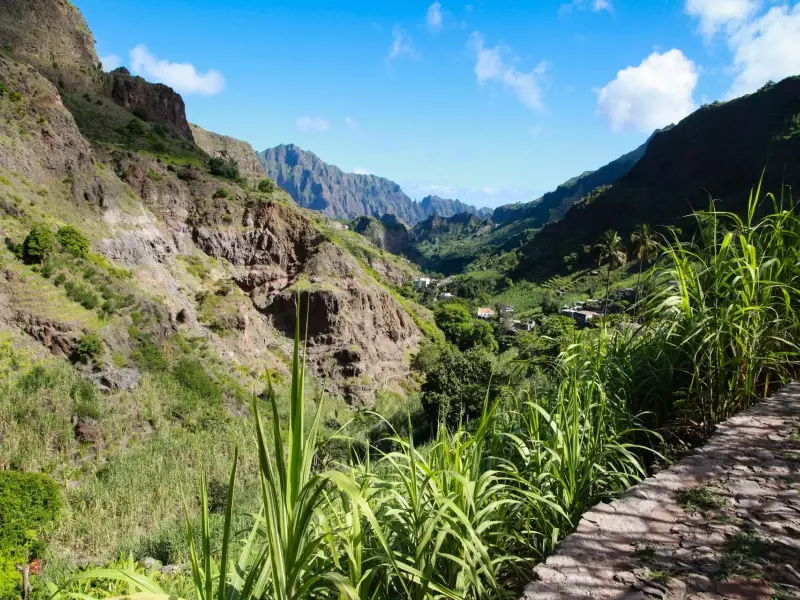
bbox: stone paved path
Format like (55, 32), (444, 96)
(521, 383), (800, 600)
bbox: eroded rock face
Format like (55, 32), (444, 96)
(193, 203), (421, 406)
(190, 124), (265, 183)
(106, 69), (194, 141)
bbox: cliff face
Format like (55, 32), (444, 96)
(190, 123), (266, 183)
(351, 214), (410, 255)
(0, 0), (101, 92)
(258, 145), (489, 224)
(106, 68), (194, 141)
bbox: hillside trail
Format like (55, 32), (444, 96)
(521, 384), (800, 600)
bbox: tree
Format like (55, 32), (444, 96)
(469, 319), (498, 353)
(434, 302), (474, 348)
(56, 226), (90, 258)
(595, 230), (627, 318)
(630, 224), (659, 315)
(208, 157), (241, 181)
(421, 345), (494, 431)
(22, 225), (57, 265)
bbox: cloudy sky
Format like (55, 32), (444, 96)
(77, 0), (800, 208)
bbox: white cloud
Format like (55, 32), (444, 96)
(129, 45), (225, 95)
(685, 0), (759, 39)
(470, 32), (547, 111)
(427, 2), (443, 32)
(388, 26), (420, 60)
(295, 116), (331, 133)
(353, 168), (374, 175)
(560, 0), (613, 14)
(726, 4), (800, 97)
(100, 54), (122, 71)
(597, 49), (699, 132)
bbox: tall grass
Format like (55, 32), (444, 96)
(649, 186), (800, 426)
(52, 192), (800, 599)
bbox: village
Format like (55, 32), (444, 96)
(411, 275), (638, 331)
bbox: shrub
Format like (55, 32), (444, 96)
(132, 107), (149, 121)
(56, 225), (90, 258)
(75, 333), (103, 363)
(172, 359), (221, 401)
(70, 379), (100, 418)
(125, 118), (146, 138)
(208, 157), (241, 181)
(64, 281), (100, 310)
(53, 273), (67, 286)
(22, 224), (57, 264)
(132, 341), (167, 372)
(0, 471), (61, 600)
(213, 187), (229, 199)
(257, 178), (276, 193)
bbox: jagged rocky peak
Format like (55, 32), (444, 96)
(0, 0), (102, 92)
(190, 123), (266, 183)
(258, 144), (491, 223)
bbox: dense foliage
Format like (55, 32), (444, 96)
(0, 472), (60, 600)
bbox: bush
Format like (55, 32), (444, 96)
(22, 224), (57, 264)
(70, 379), (100, 418)
(258, 178), (276, 194)
(125, 118), (146, 138)
(132, 107), (149, 121)
(75, 333), (103, 363)
(0, 471), (61, 600)
(132, 342), (167, 372)
(208, 157), (241, 181)
(56, 225), (90, 258)
(64, 281), (100, 310)
(172, 359), (221, 401)
(213, 188), (229, 199)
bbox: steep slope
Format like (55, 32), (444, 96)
(350, 214), (410, 254)
(517, 77), (800, 280)
(492, 134), (652, 226)
(258, 144), (489, 223)
(0, 0), (429, 408)
(0, 0), (102, 91)
(406, 213), (494, 274)
(190, 123), (266, 183)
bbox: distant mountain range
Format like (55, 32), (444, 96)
(257, 144), (490, 224)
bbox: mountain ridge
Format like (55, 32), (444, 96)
(258, 143), (490, 224)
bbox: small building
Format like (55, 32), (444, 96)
(439, 292), (454, 300)
(498, 305), (515, 316)
(561, 308), (600, 327)
(413, 277), (432, 290)
(476, 307), (496, 319)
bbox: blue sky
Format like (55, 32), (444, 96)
(75, 0), (800, 208)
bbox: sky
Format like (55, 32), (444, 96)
(75, 0), (800, 208)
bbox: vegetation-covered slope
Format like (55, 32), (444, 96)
(517, 77), (800, 279)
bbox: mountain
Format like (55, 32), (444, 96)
(257, 144), (489, 223)
(350, 214), (410, 255)
(492, 133), (654, 227)
(516, 77), (800, 280)
(420, 195), (493, 219)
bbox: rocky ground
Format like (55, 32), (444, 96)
(522, 384), (800, 600)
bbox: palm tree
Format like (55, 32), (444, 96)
(595, 230), (627, 318)
(630, 224), (659, 315)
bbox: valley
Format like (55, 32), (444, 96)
(1, 2), (799, 600)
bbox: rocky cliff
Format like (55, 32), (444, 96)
(258, 144), (489, 223)
(0, 0), (101, 91)
(106, 68), (194, 141)
(350, 214), (410, 255)
(190, 123), (265, 183)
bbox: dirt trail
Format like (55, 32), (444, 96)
(521, 384), (800, 600)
